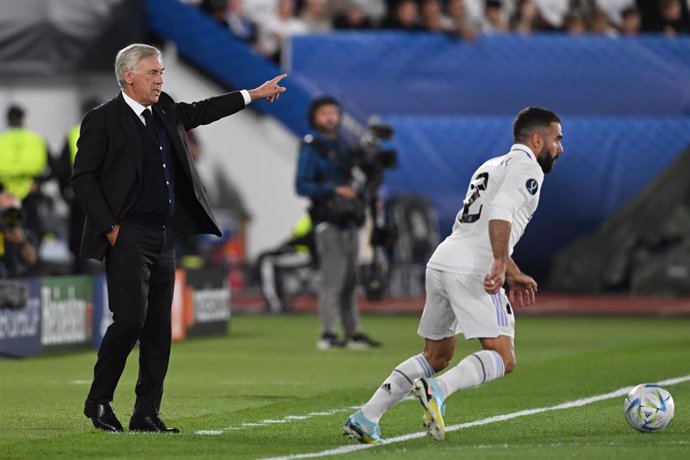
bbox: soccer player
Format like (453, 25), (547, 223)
(343, 107), (564, 443)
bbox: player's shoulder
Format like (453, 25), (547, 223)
(504, 147), (536, 163)
(503, 150), (543, 177)
(507, 151), (543, 198)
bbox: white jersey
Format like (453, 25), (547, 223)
(427, 144), (544, 274)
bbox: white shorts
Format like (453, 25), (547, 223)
(417, 268), (515, 341)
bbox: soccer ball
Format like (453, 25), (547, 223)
(624, 384), (675, 432)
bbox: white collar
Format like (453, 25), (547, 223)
(510, 143), (536, 161)
(121, 90), (150, 117)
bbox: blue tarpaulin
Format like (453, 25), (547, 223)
(381, 115), (690, 276)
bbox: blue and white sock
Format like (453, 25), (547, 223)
(435, 350), (505, 397)
(361, 353), (435, 423)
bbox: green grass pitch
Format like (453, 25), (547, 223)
(1, 313), (688, 459)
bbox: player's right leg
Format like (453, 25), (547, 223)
(409, 268), (461, 441)
(412, 338), (456, 441)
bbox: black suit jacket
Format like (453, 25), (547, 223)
(71, 91), (246, 260)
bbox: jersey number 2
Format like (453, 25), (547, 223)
(460, 172), (489, 223)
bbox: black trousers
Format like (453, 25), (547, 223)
(87, 222), (176, 417)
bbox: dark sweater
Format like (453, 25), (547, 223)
(123, 111), (176, 228)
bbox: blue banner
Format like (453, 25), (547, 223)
(0, 278), (42, 357)
(291, 33), (690, 120)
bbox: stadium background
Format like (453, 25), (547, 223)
(1, 0), (689, 366)
(1, 1), (690, 458)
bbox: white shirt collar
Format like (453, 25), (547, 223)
(121, 90), (150, 123)
(510, 143), (537, 161)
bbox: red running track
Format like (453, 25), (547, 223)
(232, 293), (690, 316)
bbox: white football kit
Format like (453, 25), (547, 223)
(418, 144), (544, 340)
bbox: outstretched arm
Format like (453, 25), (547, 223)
(176, 74), (288, 130)
(248, 73), (287, 103)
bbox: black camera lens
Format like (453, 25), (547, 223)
(0, 207), (22, 228)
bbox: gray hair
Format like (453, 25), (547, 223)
(114, 44), (162, 89)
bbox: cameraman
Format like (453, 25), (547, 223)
(0, 190), (37, 278)
(295, 96), (381, 350)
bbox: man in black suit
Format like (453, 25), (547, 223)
(72, 43), (286, 433)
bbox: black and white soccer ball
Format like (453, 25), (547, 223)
(624, 384), (675, 432)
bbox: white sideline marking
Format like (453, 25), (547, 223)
(194, 406), (360, 435)
(261, 374), (690, 460)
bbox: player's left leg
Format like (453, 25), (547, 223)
(433, 335), (512, 397)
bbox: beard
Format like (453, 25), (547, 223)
(537, 147), (557, 173)
(316, 122), (339, 138)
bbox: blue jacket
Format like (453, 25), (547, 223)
(295, 132), (351, 200)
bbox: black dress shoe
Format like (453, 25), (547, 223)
(129, 415), (180, 433)
(84, 399), (124, 432)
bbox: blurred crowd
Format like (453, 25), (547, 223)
(187, 0), (690, 62)
(0, 105), (50, 278)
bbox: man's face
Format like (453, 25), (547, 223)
(312, 104), (340, 135)
(536, 122), (563, 174)
(124, 55), (164, 106)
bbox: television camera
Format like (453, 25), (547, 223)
(350, 119), (398, 301)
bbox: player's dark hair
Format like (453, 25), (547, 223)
(307, 95), (340, 128)
(513, 107), (560, 142)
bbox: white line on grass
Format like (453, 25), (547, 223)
(260, 374), (690, 460)
(195, 406), (361, 435)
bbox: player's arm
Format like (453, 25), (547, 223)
(484, 222), (538, 305)
(484, 160), (541, 296)
(506, 257), (537, 307)
(484, 219), (510, 294)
